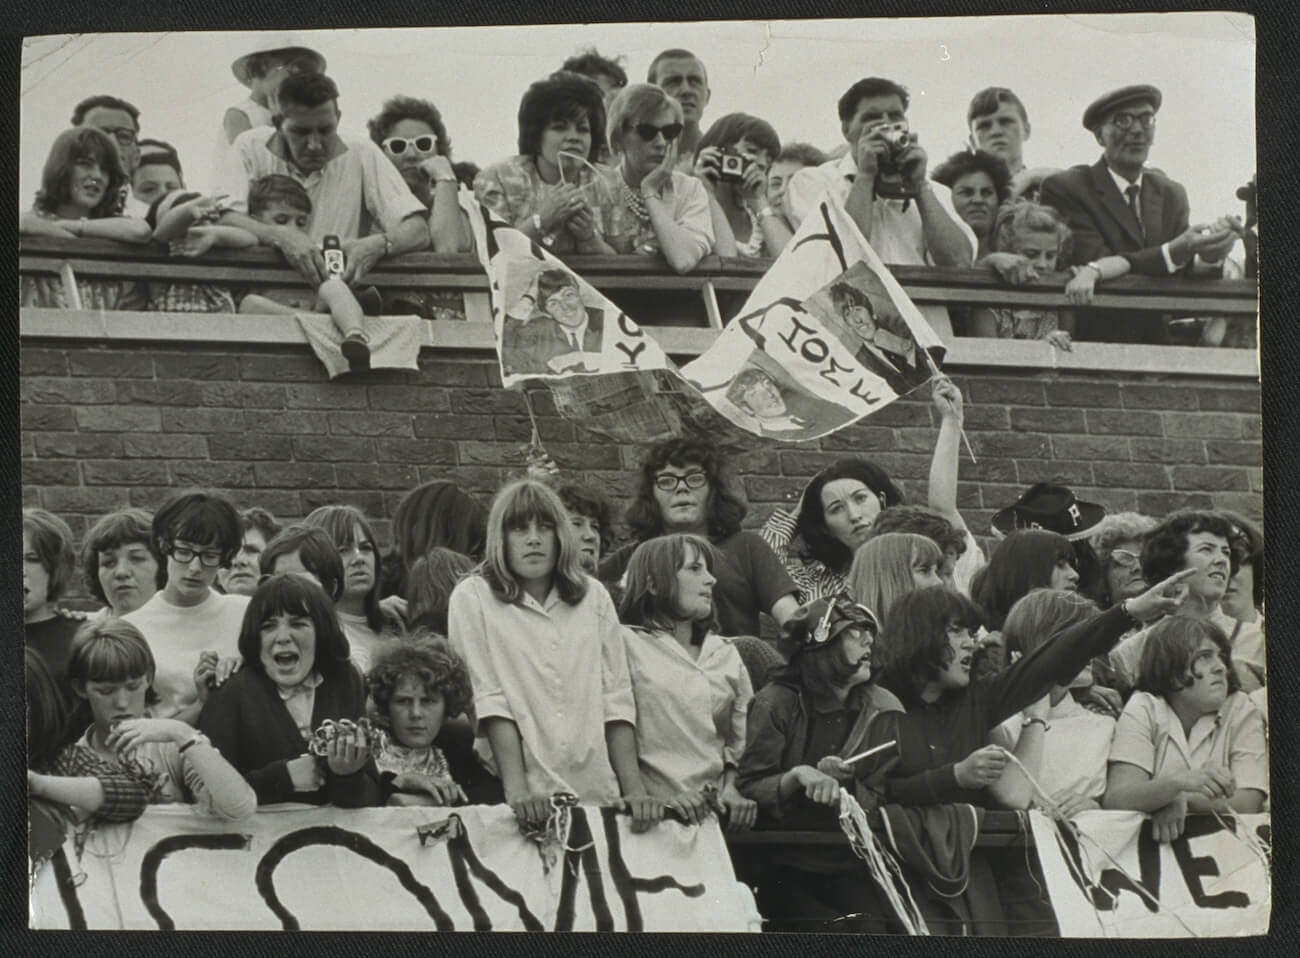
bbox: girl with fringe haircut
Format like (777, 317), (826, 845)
(447, 479), (656, 833)
(619, 534), (757, 830)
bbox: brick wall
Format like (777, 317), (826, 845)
(20, 341), (1263, 559)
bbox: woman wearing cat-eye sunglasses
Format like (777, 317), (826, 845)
(600, 84), (716, 273)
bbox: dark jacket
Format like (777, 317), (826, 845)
(866, 604), (1132, 807)
(198, 665), (384, 807)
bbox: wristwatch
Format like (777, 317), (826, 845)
(1083, 261), (1104, 277)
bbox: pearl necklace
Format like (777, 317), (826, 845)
(620, 175), (651, 223)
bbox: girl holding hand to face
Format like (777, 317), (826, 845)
(601, 84), (715, 272)
(618, 534), (757, 830)
(448, 480), (656, 832)
(198, 575), (384, 807)
(68, 619), (255, 821)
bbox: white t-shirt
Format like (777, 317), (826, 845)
(123, 590), (249, 720)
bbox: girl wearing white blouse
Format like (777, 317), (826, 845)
(618, 534), (758, 830)
(447, 480), (659, 833)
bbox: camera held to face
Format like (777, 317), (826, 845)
(869, 121), (920, 199)
(717, 148), (751, 185)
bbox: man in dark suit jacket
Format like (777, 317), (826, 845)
(1041, 85), (1237, 344)
(502, 268), (605, 376)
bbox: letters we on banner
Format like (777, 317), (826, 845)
(30, 803), (758, 931)
(1029, 810), (1270, 937)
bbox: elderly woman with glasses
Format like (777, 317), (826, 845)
(599, 83), (716, 272)
(598, 438), (798, 637)
(474, 72), (617, 256)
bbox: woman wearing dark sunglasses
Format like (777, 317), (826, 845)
(598, 438), (798, 637)
(599, 84), (716, 273)
(366, 95), (469, 255)
(473, 72), (617, 256)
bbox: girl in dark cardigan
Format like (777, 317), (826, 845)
(861, 571), (1194, 933)
(198, 574), (384, 807)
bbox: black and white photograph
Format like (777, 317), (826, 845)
(14, 9), (1277, 940)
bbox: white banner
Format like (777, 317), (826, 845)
(1029, 810), (1270, 937)
(463, 195), (672, 389)
(681, 195), (945, 442)
(31, 803), (758, 932)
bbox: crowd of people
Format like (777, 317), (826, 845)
(20, 39), (1256, 359)
(25, 365), (1268, 933)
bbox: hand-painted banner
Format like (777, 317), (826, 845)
(462, 191), (945, 449)
(1029, 810), (1270, 937)
(30, 803), (759, 932)
(462, 195), (672, 389)
(681, 196), (945, 441)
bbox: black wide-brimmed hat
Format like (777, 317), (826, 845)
(1082, 84), (1162, 132)
(990, 482), (1106, 542)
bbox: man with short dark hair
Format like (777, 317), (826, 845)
(966, 87), (1030, 176)
(73, 95), (142, 214)
(215, 72), (428, 284)
(1040, 85), (1237, 343)
(647, 48), (710, 168)
(785, 77), (976, 336)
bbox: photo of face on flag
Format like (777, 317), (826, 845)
(681, 193), (947, 440)
(462, 192), (671, 388)
(807, 262), (934, 396)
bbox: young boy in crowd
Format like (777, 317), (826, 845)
(153, 174), (374, 370)
(367, 633), (472, 807)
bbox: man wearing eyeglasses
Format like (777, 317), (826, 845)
(72, 95), (143, 214)
(1041, 85), (1239, 344)
(122, 491), (250, 726)
(215, 72), (428, 285)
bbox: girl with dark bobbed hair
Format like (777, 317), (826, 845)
(860, 574), (1191, 933)
(930, 149), (1013, 257)
(692, 112), (789, 258)
(761, 376), (983, 601)
(80, 508), (159, 618)
(198, 574), (384, 807)
(1105, 617), (1267, 842)
(600, 437), (799, 636)
(20, 128), (151, 309)
(474, 71), (617, 255)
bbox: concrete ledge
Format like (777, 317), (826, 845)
(20, 308), (1259, 379)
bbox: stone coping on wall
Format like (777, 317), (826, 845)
(20, 308), (1260, 380)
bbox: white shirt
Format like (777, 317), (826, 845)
(622, 627), (752, 799)
(216, 127), (426, 242)
(447, 574), (635, 802)
(991, 693), (1115, 803)
(1109, 690), (1268, 798)
(784, 152), (975, 337)
(123, 590), (249, 719)
(336, 610), (387, 673)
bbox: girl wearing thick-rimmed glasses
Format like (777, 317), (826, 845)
(599, 437), (798, 637)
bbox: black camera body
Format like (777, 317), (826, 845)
(717, 148), (750, 184)
(870, 122), (920, 200)
(322, 235), (346, 277)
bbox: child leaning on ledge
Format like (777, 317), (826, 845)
(153, 174), (373, 369)
(974, 199), (1075, 351)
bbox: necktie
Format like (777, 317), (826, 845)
(567, 331), (580, 350)
(1125, 183), (1144, 239)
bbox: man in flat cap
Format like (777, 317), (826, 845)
(1041, 85), (1238, 344)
